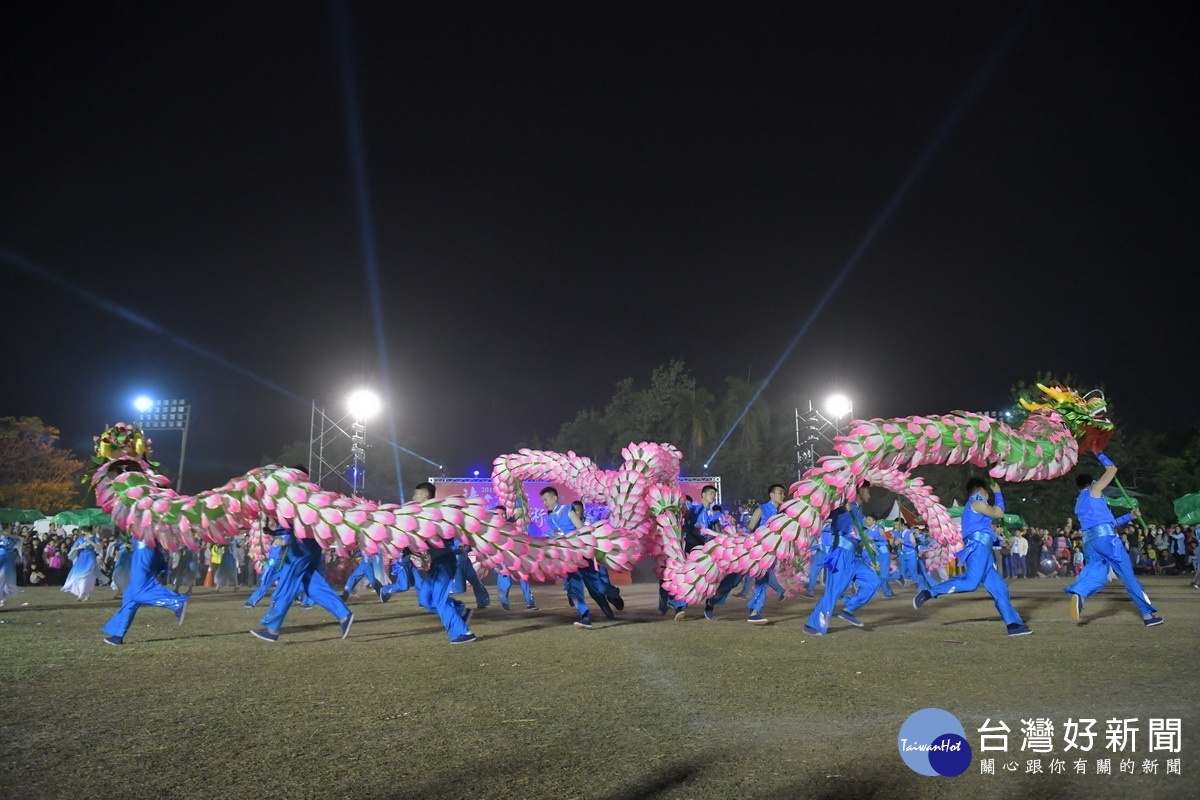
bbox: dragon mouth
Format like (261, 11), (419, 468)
(1082, 389), (1109, 423)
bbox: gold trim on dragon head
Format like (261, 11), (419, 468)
(93, 422), (153, 464)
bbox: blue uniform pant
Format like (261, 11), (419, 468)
(247, 562), (281, 607)
(425, 552), (470, 640)
(382, 556), (428, 605)
(102, 547), (186, 637)
(259, 539), (349, 632)
(454, 552), (491, 608)
(708, 572), (744, 607)
(1064, 534), (1157, 617)
(807, 550), (828, 593)
(497, 571), (535, 606)
(875, 547), (897, 596)
(747, 569), (778, 613)
(659, 584), (685, 612)
(929, 540), (1022, 626)
(578, 565), (616, 617)
(564, 571), (590, 618)
(805, 548), (881, 633)
(345, 556), (382, 595)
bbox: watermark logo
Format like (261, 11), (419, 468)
(899, 708), (973, 777)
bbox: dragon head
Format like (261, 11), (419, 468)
(92, 422), (154, 465)
(1019, 382), (1113, 453)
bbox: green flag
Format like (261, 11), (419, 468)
(1104, 494), (1139, 510)
(1174, 493), (1200, 526)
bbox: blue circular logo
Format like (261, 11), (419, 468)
(898, 708), (972, 777)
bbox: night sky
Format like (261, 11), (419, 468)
(2, 2), (1197, 494)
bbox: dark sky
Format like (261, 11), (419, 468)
(2, 2), (1198, 494)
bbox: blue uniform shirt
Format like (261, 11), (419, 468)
(962, 493), (995, 541)
(752, 501), (777, 532)
(829, 503), (865, 539)
(1075, 488), (1116, 530)
(546, 503), (576, 535)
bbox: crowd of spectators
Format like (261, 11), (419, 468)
(988, 518), (1198, 580)
(0, 522), (365, 593)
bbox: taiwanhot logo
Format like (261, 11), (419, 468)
(898, 708), (973, 777)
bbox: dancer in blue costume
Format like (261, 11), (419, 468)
(1064, 453), (1161, 627)
(802, 522), (832, 598)
(250, 529), (353, 643)
(405, 482), (476, 643)
(864, 516), (898, 597)
(489, 506), (537, 611)
(541, 487), (599, 629)
(661, 485), (723, 620)
(453, 544), (492, 609)
(710, 483), (788, 624)
(571, 501), (622, 618)
(803, 482), (881, 634)
(342, 547), (386, 602)
(913, 477), (1032, 636)
(379, 550), (429, 606)
(62, 531), (103, 602)
(245, 529), (290, 607)
(896, 523), (930, 591)
(102, 539), (188, 645)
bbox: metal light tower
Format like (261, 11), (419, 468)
(794, 394), (854, 480)
(308, 390), (381, 496)
(135, 397), (191, 492)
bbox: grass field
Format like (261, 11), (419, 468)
(1, 574), (1196, 800)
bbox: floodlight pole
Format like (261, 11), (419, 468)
(138, 398), (190, 493)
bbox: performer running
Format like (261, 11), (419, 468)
(710, 482), (787, 624)
(913, 477), (1032, 636)
(102, 539), (188, 645)
(250, 530), (354, 643)
(541, 487), (597, 628)
(864, 515), (897, 598)
(489, 505), (537, 612)
(342, 546), (386, 602)
(572, 501), (623, 618)
(665, 485), (723, 621)
(408, 481), (477, 643)
(803, 482), (881, 635)
(1064, 454), (1161, 626)
(454, 542), (492, 610)
(245, 528), (290, 608)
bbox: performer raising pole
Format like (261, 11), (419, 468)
(1063, 453), (1162, 627)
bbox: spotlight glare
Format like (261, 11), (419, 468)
(826, 394), (853, 419)
(133, 395), (154, 413)
(347, 389), (382, 420)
